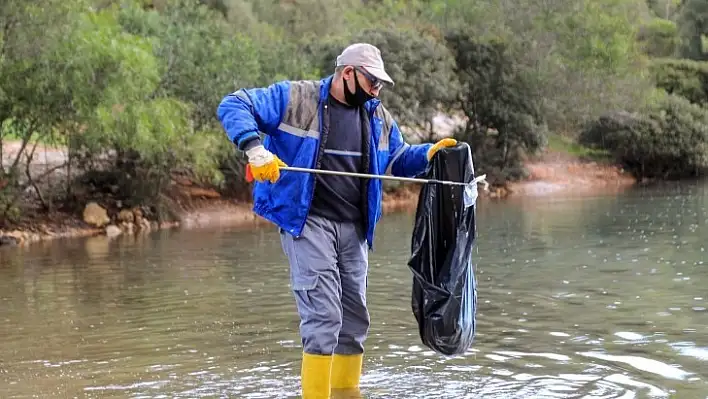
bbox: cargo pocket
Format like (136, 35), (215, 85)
(291, 273), (318, 291)
(280, 229), (319, 291)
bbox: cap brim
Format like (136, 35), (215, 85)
(364, 66), (394, 86)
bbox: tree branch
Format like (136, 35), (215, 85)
(24, 144), (48, 210)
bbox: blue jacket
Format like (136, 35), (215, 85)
(216, 75), (433, 249)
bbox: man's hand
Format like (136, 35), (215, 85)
(245, 145), (287, 183)
(427, 138), (457, 160)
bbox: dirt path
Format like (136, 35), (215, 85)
(510, 159), (635, 196)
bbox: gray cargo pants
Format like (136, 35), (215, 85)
(279, 214), (370, 355)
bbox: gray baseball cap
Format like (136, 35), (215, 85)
(336, 43), (394, 86)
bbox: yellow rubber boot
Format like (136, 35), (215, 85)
(301, 353), (333, 399)
(330, 353), (363, 398)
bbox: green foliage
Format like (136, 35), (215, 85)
(0, 0), (93, 221)
(638, 18), (680, 57)
(555, 0), (641, 72)
(579, 93), (708, 179)
(646, 0), (682, 19)
(249, 0), (360, 42)
(677, 0), (708, 60)
(79, 98), (224, 204)
(5, 0), (708, 225)
(64, 7), (161, 116)
(445, 31), (548, 184)
(0, 0), (244, 223)
(421, 0), (655, 132)
(650, 58), (708, 104)
(0, 1), (86, 132)
(528, 0), (653, 130)
(116, 0), (262, 130)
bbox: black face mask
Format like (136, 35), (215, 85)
(343, 71), (374, 107)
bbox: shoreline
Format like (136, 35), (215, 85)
(0, 153), (637, 248)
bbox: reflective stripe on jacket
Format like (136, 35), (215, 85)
(216, 75), (432, 249)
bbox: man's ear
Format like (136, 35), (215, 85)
(341, 66), (354, 80)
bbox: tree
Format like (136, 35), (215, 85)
(650, 58), (708, 105)
(445, 31), (548, 184)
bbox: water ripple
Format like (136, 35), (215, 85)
(3, 185), (708, 397)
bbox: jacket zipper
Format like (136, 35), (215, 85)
(366, 103), (380, 247)
(296, 95), (328, 238)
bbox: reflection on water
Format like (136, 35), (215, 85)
(2, 181), (708, 398)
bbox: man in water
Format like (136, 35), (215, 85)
(217, 43), (456, 398)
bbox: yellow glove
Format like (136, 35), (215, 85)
(245, 145), (287, 183)
(427, 138), (457, 160)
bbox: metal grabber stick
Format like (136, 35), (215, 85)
(244, 165), (488, 206)
(278, 166), (489, 191)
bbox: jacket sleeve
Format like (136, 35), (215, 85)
(216, 81), (290, 150)
(386, 120), (433, 177)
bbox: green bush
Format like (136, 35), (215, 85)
(579, 93), (708, 179)
(650, 58), (708, 105)
(637, 18), (680, 57)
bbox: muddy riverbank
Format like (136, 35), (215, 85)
(0, 144), (637, 247)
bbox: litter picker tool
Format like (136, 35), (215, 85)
(245, 165), (489, 207)
(281, 166), (487, 188)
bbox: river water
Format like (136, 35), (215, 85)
(1, 181), (708, 398)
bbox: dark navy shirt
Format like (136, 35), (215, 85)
(309, 95), (364, 222)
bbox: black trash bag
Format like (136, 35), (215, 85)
(407, 142), (479, 356)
